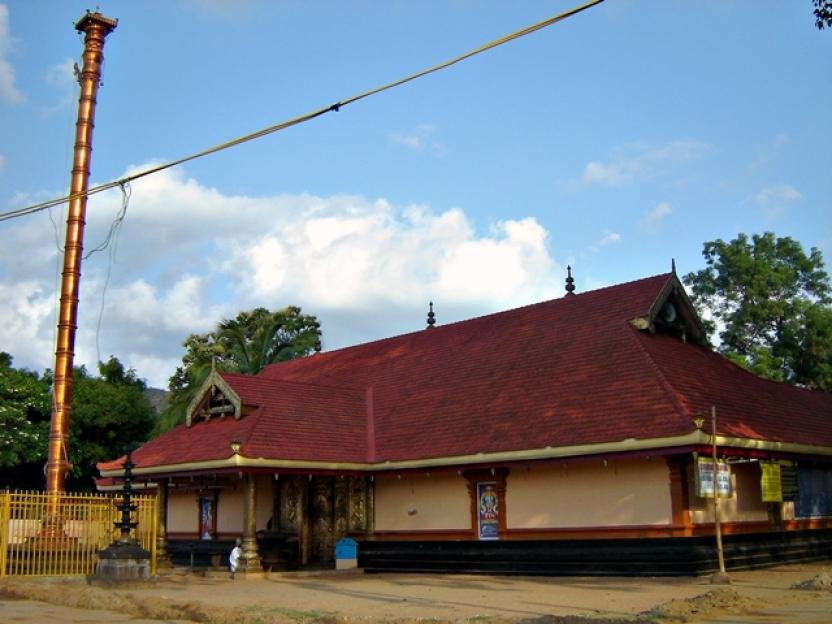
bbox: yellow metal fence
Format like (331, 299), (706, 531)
(0, 490), (156, 577)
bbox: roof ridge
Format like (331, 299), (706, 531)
(262, 272), (676, 366)
(237, 405), (264, 451)
(627, 326), (690, 424)
(234, 371), (365, 395)
(578, 272), (673, 297)
(697, 341), (832, 398)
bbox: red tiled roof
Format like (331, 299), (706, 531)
(635, 332), (832, 444)
(98, 377), (366, 472)
(100, 273), (832, 473)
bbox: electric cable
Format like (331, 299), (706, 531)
(0, 0), (604, 224)
(93, 182), (130, 364)
(84, 180), (130, 260)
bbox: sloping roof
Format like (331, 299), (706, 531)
(99, 272), (832, 475)
(100, 375), (366, 471)
(635, 332), (832, 444)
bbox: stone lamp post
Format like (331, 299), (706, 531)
(94, 452), (152, 581)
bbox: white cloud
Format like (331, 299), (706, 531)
(755, 184), (801, 205)
(0, 4), (24, 104)
(0, 165), (562, 387)
(45, 58), (75, 88)
(589, 229), (621, 252)
(582, 140), (710, 187)
(42, 58), (76, 113)
(754, 184), (801, 222)
(645, 201), (672, 222)
(389, 123), (444, 154)
(640, 201), (673, 230)
(0, 280), (56, 369)
(0, 153), (5, 172)
(227, 195), (553, 309)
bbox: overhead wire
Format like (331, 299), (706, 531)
(0, 0), (604, 224)
(94, 182), (130, 364)
(84, 180), (130, 260)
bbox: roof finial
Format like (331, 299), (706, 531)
(671, 258), (677, 275)
(565, 265), (576, 296)
(426, 301), (436, 329)
(313, 321), (322, 353)
(211, 355), (217, 373)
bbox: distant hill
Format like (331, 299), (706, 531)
(142, 387), (169, 415)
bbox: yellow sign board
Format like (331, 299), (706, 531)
(761, 462), (783, 502)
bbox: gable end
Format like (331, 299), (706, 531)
(186, 370), (243, 426)
(630, 274), (708, 346)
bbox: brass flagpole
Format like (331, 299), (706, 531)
(45, 11), (117, 499)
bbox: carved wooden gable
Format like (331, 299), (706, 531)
(186, 370), (243, 426)
(629, 273), (708, 346)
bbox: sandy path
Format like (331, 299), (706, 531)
(0, 561), (830, 623)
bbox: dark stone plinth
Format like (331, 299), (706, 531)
(94, 540), (151, 581)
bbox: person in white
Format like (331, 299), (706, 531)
(229, 538), (243, 579)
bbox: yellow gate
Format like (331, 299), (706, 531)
(0, 490), (156, 577)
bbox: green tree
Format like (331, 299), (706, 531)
(684, 232), (832, 390)
(0, 353), (50, 482)
(67, 357), (156, 490)
(156, 306), (320, 434)
(0, 355), (154, 490)
(814, 0), (832, 29)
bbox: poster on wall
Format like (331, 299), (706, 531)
(695, 457), (732, 498)
(200, 497), (214, 540)
(760, 462), (783, 503)
(477, 481), (499, 540)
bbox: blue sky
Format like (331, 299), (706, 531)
(1, 0), (830, 388)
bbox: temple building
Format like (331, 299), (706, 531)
(98, 269), (832, 575)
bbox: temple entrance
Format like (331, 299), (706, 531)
(271, 474), (371, 567)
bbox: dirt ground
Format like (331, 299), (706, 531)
(1, 562), (831, 624)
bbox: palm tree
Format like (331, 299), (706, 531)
(155, 306), (320, 433)
(217, 307), (318, 375)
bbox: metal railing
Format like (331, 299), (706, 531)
(0, 490), (156, 577)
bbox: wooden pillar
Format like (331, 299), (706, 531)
(272, 475), (281, 533)
(366, 476), (375, 539)
(242, 473), (261, 571)
(299, 477), (311, 565)
(668, 456), (692, 536)
(155, 480), (171, 568)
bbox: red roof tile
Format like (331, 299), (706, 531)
(100, 273), (832, 473)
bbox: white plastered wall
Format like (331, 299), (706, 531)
(374, 472), (471, 531)
(167, 491), (197, 534)
(256, 474), (273, 530)
(216, 475), (273, 534)
(217, 486), (243, 534)
(506, 458), (673, 528)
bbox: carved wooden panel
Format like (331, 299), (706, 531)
(334, 476), (349, 541)
(279, 476), (301, 533)
(348, 477), (367, 532)
(311, 477), (333, 562)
